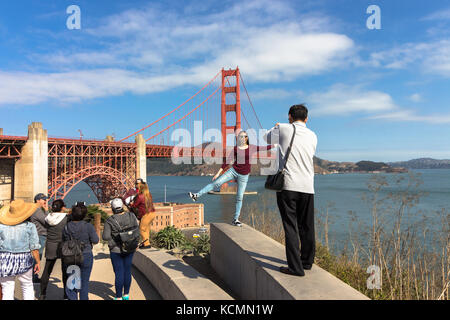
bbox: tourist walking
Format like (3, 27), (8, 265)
(102, 198), (139, 300)
(62, 203), (99, 300)
(189, 131), (273, 226)
(30, 193), (49, 283)
(130, 182), (156, 249)
(264, 104), (317, 276)
(39, 199), (70, 300)
(0, 200), (41, 300)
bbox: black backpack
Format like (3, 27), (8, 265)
(111, 213), (140, 254)
(61, 223), (85, 266)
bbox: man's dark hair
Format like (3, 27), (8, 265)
(71, 204), (87, 221)
(289, 104), (308, 121)
(51, 199), (65, 212)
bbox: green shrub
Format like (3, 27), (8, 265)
(85, 205), (109, 224)
(193, 234), (210, 255)
(155, 226), (186, 250)
(179, 240), (195, 254)
(177, 234), (210, 256)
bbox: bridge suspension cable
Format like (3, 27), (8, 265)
(240, 72), (263, 130)
(145, 85), (221, 142)
(119, 70), (222, 143)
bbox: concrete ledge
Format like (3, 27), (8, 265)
(132, 248), (233, 300)
(210, 223), (370, 300)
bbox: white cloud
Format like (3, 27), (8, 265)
(250, 88), (303, 101)
(368, 110), (450, 124)
(308, 84), (398, 116)
(199, 29), (354, 82)
(308, 84), (450, 124)
(370, 40), (450, 77)
(0, 0), (356, 106)
(422, 8), (450, 21)
(409, 93), (422, 102)
(0, 69), (204, 105)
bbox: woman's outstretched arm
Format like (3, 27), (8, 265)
(212, 168), (224, 181)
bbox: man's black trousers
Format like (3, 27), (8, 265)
(276, 190), (315, 275)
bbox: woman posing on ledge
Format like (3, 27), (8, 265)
(189, 131), (273, 227)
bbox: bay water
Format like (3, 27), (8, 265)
(64, 169), (449, 252)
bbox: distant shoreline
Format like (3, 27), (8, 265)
(147, 156), (450, 177)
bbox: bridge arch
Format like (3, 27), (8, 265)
(48, 165), (131, 203)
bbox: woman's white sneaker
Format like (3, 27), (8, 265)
(188, 192), (198, 202)
(231, 219), (242, 227)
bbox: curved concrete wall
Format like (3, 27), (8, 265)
(210, 223), (370, 300)
(132, 248), (233, 300)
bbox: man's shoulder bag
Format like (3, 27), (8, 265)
(265, 124), (296, 191)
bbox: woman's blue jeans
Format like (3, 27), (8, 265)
(64, 252), (93, 300)
(79, 252), (94, 300)
(197, 167), (249, 221)
(110, 251), (134, 298)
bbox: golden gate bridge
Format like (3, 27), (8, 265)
(0, 68), (270, 204)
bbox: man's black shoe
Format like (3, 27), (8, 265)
(303, 264), (312, 270)
(139, 244), (151, 249)
(280, 266), (305, 277)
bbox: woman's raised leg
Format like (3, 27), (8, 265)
(195, 168), (236, 197)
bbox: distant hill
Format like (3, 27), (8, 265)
(312, 157), (407, 174)
(146, 145), (407, 176)
(389, 158), (450, 169)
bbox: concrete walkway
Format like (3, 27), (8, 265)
(14, 245), (162, 300)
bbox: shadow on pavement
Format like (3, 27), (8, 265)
(94, 252), (111, 261)
(131, 266), (162, 300)
(246, 250), (286, 271)
(162, 259), (204, 279)
(89, 280), (115, 300)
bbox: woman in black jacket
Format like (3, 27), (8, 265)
(102, 198), (139, 300)
(62, 203), (99, 300)
(39, 199), (69, 300)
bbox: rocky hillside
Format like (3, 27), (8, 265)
(147, 156), (405, 176)
(389, 158), (450, 169)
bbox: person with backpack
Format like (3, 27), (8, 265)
(102, 198), (139, 300)
(39, 199), (70, 300)
(62, 202), (99, 300)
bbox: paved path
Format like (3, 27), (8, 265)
(14, 245), (162, 300)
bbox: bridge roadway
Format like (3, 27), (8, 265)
(14, 244), (162, 300)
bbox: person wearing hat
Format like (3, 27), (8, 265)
(30, 193), (49, 283)
(0, 199), (42, 300)
(102, 198), (139, 300)
(39, 199), (70, 300)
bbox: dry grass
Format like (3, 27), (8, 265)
(241, 173), (449, 300)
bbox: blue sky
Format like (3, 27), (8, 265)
(1, 0), (450, 162)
